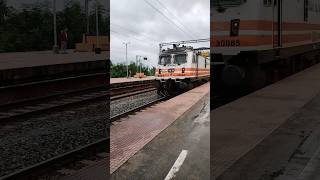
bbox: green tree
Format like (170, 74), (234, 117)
(0, 1), (54, 52)
(0, 0), (108, 53)
(111, 61), (155, 78)
(89, 1), (108, 35)
(0, 0), (8, 25)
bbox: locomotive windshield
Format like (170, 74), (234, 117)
(212, 0), (244, 7)
(159, 55), (171, 65)
(174, 54), (187, 64)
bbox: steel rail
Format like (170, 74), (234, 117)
(0, 138), (108, 180)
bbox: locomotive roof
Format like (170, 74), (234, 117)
(160, 46), (194, 55)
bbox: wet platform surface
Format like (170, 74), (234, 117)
(61, 159), (108, 180)
(110, 83), (210, 175)
(0, 50), (107, 70)
(217, 91), (320, 180)
(112, 94), (209, 180)
(212, 63), (320, 179)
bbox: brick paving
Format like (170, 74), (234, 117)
(212, 63), (320, 178)
(110, 83), (209, 174)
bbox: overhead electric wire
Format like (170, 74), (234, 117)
(153, 0), (199, 38)
(110, 23), (159, 43)
(143, 0), (195, 39)
(110, 30), (127, 41)
(110, 29), (156, 46)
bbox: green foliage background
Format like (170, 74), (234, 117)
(111, 61), (155, 78)
(0, 0), (109, 52)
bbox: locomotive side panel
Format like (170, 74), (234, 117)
(212, 0), (267, 57)
(212, 0), (320, 60)
(212, 0), (320, 93)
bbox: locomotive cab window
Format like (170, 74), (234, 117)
(174, 54), (187, 65)
(159, 55), (171, 65)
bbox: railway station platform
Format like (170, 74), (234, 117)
(110, 76), (155, 84)
(110, 83), (210, 179)
(0, 50), (107, 85)
(212, 63), (320, 179)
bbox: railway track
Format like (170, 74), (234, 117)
(0, 88), (107, 123)
(0, 138), (108, 180)
(111, 94), (166, 121)
(110, 80), (210, 121)
(0, 75), (158, 123)
(110, 80), (155, 97)
(0, 73), (107, 123)
(0, 80), (209, 179)
(110, 80), (167, 121)
(0, 78), (158, 179)
(0, 73), (108, 179)
(0, 72), (106, 107)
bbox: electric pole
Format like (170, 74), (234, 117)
(94, 0), (100, 54)
(96, 0), (99, 48)
(53, 0), (58, 53)
(123, 42), (130, 78)
(85, 0), (89, 34)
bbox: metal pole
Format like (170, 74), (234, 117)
(53, 0), (58, 53)
(85, 0), (89, 34)
(136, 55), (138, 73)
(95, 0), (99, 49)
(123, 42), (130, 78)
(139, 58), (141, 74)
(126, 43), (128, 78)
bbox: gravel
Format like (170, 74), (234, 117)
(0, 100), (107, 177)
(110, 90), (162, 118)
(0, 90), (160, 177)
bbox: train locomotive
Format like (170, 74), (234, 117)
(155, 40), (210, 95)
(212, 0), (320, 93)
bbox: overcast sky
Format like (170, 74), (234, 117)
(110, 0), (209, 67)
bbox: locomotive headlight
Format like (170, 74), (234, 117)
(230, 19), (240, 36)
(182, 67), (185, 73)
(168, 68), (175, 73)
(159, 69), (161, 74)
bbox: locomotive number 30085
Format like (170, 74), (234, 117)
(216, 40), (240, 47)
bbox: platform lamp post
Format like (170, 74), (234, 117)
(85, 0), (90, 34)
(123, 42), (130, 78)
(135, 55), (138, 72)
(52, 0), (59, 54)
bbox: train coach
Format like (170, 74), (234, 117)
(155, 42), (210, 95)
(212, 0), (320, 93)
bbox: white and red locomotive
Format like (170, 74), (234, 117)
(155, 40), (210, 95)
